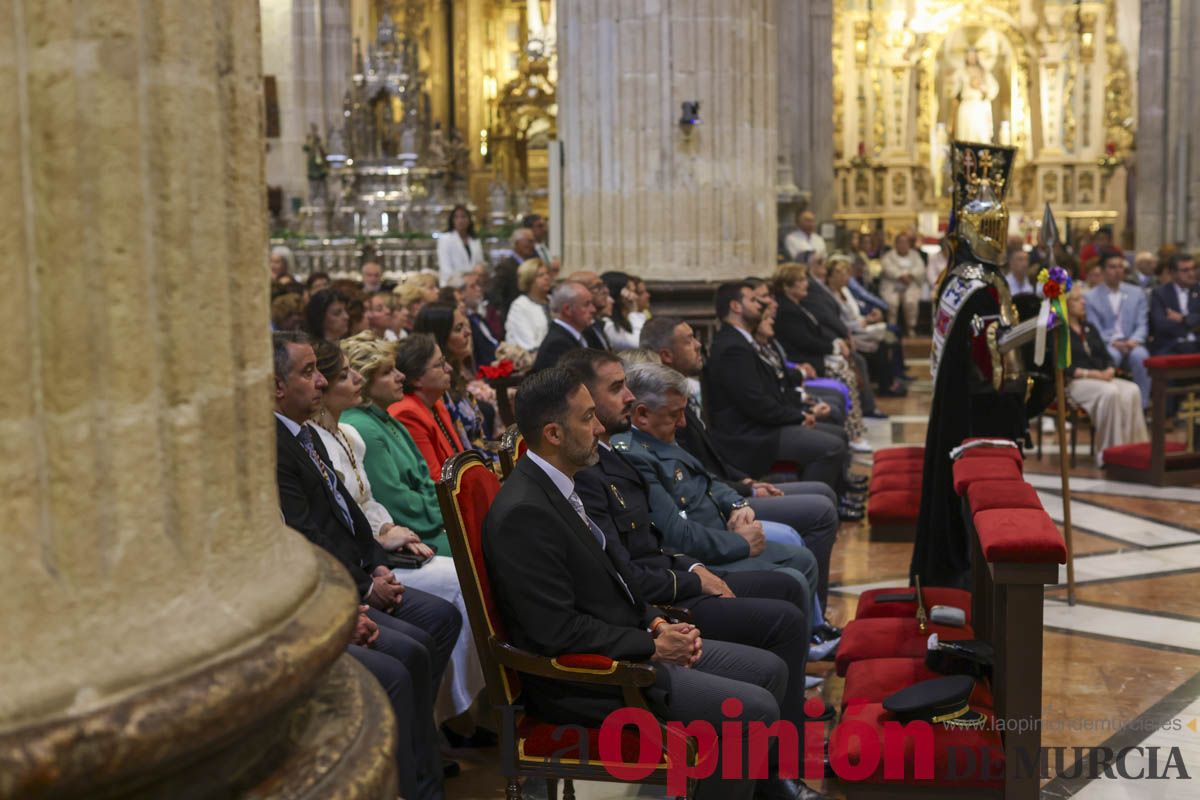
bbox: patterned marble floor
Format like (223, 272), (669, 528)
(445, 358), (1200, 799)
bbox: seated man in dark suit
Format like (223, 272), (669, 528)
(1150, 253), (1200, 355)
(485, 368), (825, 800)
(273, 331), (460, 799)
(564, 348), (831, 725)
(530, 281), (603, 372)
(705, 283), (854, 500)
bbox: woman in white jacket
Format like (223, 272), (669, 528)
(503, 259), (552, 351)
(436, 205), (484, 288)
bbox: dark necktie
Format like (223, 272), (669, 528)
(566, 490), (635, 604)
(298, 425), (355, 532)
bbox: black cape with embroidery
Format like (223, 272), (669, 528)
(910, 283), (1029, 588)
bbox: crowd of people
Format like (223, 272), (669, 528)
(268, 203), (1196, 798)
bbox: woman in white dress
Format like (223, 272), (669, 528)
(307, 338), (485, 726)
(436, 205), (485, 288)
(503, 259), (551, 351)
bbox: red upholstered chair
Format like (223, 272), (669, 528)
(834, 617), (976, 676)
(854, 587), (972, 624)
(437, 451), (695, 799)
(965, 480), (1043, 514)
(869, 472), (923, 493)
(951, 457), (1021, 496)
(498, 424), (527, 479)
(834, 701), (1005, 794)
(841, 657), (993, 710)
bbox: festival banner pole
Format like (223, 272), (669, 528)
(1039, 204), (1077, 605)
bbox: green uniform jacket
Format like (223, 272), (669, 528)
(342, 403), (448, 554)
(612, 427), (749, 564)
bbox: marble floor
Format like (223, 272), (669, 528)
(445, 349), (1200, 799)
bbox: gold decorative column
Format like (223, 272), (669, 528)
(557, 0), (778, 281)
(0, 1), (394, 796)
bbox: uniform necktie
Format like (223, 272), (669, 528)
(567, 490), (635, 604)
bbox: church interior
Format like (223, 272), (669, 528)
(4, 1), (1200, 799)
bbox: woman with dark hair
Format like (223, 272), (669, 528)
(389, 333), (467, 481)
(436, 204), (484, 288)
(599, 271), (640, 350)
(304, 288), (350, 342)
(414, 303), (498, 446)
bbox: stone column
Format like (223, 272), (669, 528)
(1136, 0), (1200, 248)
(557, 0), (778, 282)
(0, 1), (393, 796)
(776, 0), (834, 224)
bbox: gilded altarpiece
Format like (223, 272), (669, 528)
(832, 0), (1135, 243)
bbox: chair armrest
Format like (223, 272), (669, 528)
(491, 640), (658, 688)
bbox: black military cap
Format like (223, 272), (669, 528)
(883, 675), (987, 730)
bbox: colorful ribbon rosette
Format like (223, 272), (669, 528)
(1033, 266), (1072, 368)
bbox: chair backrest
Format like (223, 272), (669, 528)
(436, 450), (521, 710)
(498, 424), (527, 479)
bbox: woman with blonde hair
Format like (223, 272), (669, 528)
(338, 331), (486, 725)
(1064, 286), (1149, 464)
(503, 257), (552, 351)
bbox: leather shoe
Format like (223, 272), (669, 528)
(755, 777), (831, 800)
(838, 503), (864, 521)
(846, 474), (870, 490)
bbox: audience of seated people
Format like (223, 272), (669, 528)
(266, 228), (1196, 798)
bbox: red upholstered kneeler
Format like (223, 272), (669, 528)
(854, 587), (972, 623)
(835, 618), (976, 676)
(958, 445), (1024, 472)
(965, 480), (1043, 513)
(833, 701), (1005, 791)
(866, 490), (921, 541)
(841, 657), (994, 710)
(952, 457), (1021, 495)
(973, 509), (1067, 563)
(1102, 440), (1187, 470)
(1145, 353), (1200, 370)
(874, 446), (925, 462)
(869, 472), (924, 493)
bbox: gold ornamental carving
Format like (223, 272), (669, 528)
(1102, 0), (1134, 164)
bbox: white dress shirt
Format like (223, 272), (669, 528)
(784, 229), (827, 261)
(309, 421), (394, 536)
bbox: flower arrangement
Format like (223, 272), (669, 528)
(1034, 267), (1072, 368)
(476, 359), (515, 380)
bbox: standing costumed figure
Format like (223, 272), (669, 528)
(911, 141), (1055, 586)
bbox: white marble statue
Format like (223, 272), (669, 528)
(951, 48), (999, 144)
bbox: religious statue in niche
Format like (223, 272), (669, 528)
(951, 48), (999, 142)
(304, 123), (329, 205)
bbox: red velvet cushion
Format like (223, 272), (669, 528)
(517, 715), (660, 764)
(1102, 441), (1187, 469)
(1145, 353), (1200, 370)
(966, 480), (1043, 513)
(841, 657), (993, 710)
(952, 457), (1021, 495)
(835, 618), (976, 676)
(958, 442), (1024, 471)
(553, 654), (616, 671)
(517, 438), (528, 458)
(874, 447), (925, 463)
(831, 702), (1004, 789)
(870, 472), (924, 493)
(973, 508), (1068, 564)
(855, 587), (972, 623)
(867, 490), (921, 524)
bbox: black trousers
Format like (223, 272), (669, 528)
(682, 570), (811, 728)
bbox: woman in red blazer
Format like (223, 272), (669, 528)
(389, 333), (465, 481)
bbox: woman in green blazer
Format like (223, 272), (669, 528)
(341, 334), (448, 554)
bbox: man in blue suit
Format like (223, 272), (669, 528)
(1086, 248), (1151, 407)
(1149, 253), (1200, 356)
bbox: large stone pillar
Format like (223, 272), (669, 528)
(557, 0), (778, 282)
(0, 1), (393, 796)
(1136, 0), (1200, 249)
(776, 0), (835, 224)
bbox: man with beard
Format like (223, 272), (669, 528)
(484, 368), (824, 800)
(566, 349), (835, 728)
